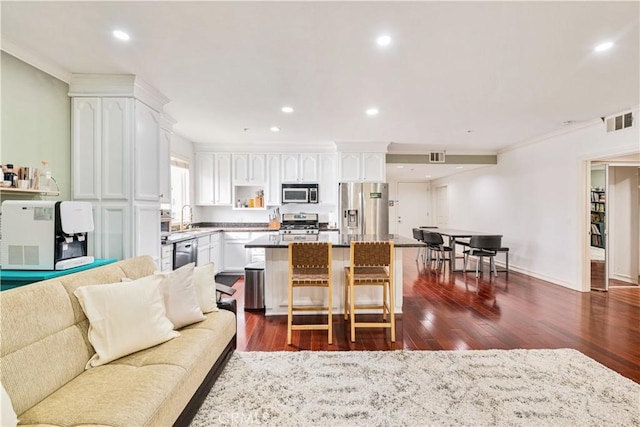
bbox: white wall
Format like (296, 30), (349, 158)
(1, 52), (71, 200)
(432, 116), (639, 291)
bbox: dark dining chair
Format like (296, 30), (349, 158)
(421, 230), (452, 271)
(412, 228), (427, 263)
(463, 235), (502, 277)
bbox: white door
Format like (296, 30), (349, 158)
(396, 182), (431, 238)
(435, 185), (449, 228)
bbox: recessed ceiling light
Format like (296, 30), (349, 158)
(366, 108), (379, 116)
(112, 30), (130, 41)
(270, 126), (280, 132)
(425, 175), (432, 178)
(376, 35), (392, 47)
(281, 106), (294, 113)
(456, 166), (464, 169)
(397, 165), (404, 169)
(594, 41), (613, 52)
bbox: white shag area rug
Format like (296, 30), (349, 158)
(190, 349), (640, 426)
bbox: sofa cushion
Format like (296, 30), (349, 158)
(1, 383), (18, 427)
(193, 262), (219, 313)
(74, 275), (179, 368)
(157, 263), (206, 329)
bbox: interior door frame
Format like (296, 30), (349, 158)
(582, 154), (640, 292)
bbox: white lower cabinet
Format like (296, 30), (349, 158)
(223, 232), (251, 272)
(210, 232), (223, 274)
(160, 244), (173, 272)
(196, 234), (211, 266)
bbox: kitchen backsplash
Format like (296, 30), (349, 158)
(195, 205), (336, 224)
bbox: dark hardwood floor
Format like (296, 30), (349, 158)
(229, 249), (640, 384)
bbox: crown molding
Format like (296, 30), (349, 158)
(68, 74), (170, 113)
(334, 141), (389, 153)
(193, 142), (337, 153)
(1, 39), (71, 83)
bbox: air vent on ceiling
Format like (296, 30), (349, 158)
(429, 151), (446, 163)
(605, 112), (634, 133)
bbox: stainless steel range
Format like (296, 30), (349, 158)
(279, 213), (320, 235)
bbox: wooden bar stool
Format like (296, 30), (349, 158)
(287, 242), (333, 345)
(344, 241), (395, 342)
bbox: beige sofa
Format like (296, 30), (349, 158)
(0, 255), (237, 426)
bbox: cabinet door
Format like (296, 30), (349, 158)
(72, 97), (101, 199)
(211, 233), (223, 274)
(195, 153), (215, 205)
(158, 128), (171, 203)
(232, 153), (250, 184)
(134, 101), (160, 201)
(299, 154), (318, 182)
(340, 153), (362, 182)
(281, 154), (299, 182)
(265, 154), (281, 205)
(215, 153), (232, 205)
(101, 98), (130, 200)
(362, 152), (386, 182)
(249, 154), (267, 183)
(102, 203), (130, 260)
(134, 204), (161, 267)
(318, 153), (338, 204)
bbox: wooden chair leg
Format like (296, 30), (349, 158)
(344, 271), (349, 321)
(328, 281), (333, 345)
(287, 280), (293, 345)
(389, 279), (396, 343)
(350, 281), (356, 343)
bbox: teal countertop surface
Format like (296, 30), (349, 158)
(1, 258), (118, 290)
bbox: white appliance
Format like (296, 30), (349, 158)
(1, 200), (95, 270)
(281, 183), (319, 204)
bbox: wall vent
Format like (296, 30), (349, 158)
(605, 112), (634, 133)
(429, 151), (446, 163)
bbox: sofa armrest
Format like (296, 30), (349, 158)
(215, 283), (236, 296)
(217, 298), (237, 315)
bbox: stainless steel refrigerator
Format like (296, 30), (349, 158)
(339, 182), (389, 235)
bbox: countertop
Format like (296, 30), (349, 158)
(162, 224), (340, 244)
(245, 234), (424, 248)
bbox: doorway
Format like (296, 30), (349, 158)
(396, 182), (431, 238)
(435, 185), (449, 228)
(588, 162), (640, 291)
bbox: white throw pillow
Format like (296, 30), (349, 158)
(193, 262), (219, 313)
(156, 263), (205, 329)
(74, 275), (179, 369)
(1, 383), (18, 427)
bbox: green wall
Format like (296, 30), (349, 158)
(1, 51), (71, 201)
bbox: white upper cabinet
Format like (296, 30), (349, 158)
(265, 154), (281, 205)
(214, 153), (233, 205)
(101, 98), (131, 200)
(195, 153), (215, 205)
(72, 97), (101, 200)
(196, 153), (232, 206)
(233, 153), (266, 185)
(133, 101), (161, 201)
(281, 153), (318, 183)
(318, 153), (338, 204)
(339, 152), (386, 182)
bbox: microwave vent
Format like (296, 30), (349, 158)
(429, 151), (446, 163)
(605, 112), (634, 133)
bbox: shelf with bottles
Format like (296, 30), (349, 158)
(0, 187), (60, 196)
(233, 185), (266, 210)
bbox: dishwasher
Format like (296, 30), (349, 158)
(174, 238), (198, 269)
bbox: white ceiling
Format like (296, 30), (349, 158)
(2, 1), (639, 179)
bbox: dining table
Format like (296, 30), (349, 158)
(433, 228), (503, 272)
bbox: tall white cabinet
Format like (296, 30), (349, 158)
(70, 75), (171, 266)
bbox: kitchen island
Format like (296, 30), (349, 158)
(246, 234), (424, 316)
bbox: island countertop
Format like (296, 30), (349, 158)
(245, 233), (424, 248)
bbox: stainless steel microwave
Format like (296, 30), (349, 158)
(281, 183), (319, 204)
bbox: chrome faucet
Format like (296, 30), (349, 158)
(180, 205), (193, 231)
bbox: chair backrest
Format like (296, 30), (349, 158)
(289, 242), (331, 268)
(412, 228), (424, 241)
(422, 230), (444, 246)
(469, 235), (502, 251)
(350, 241), (393, 267)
